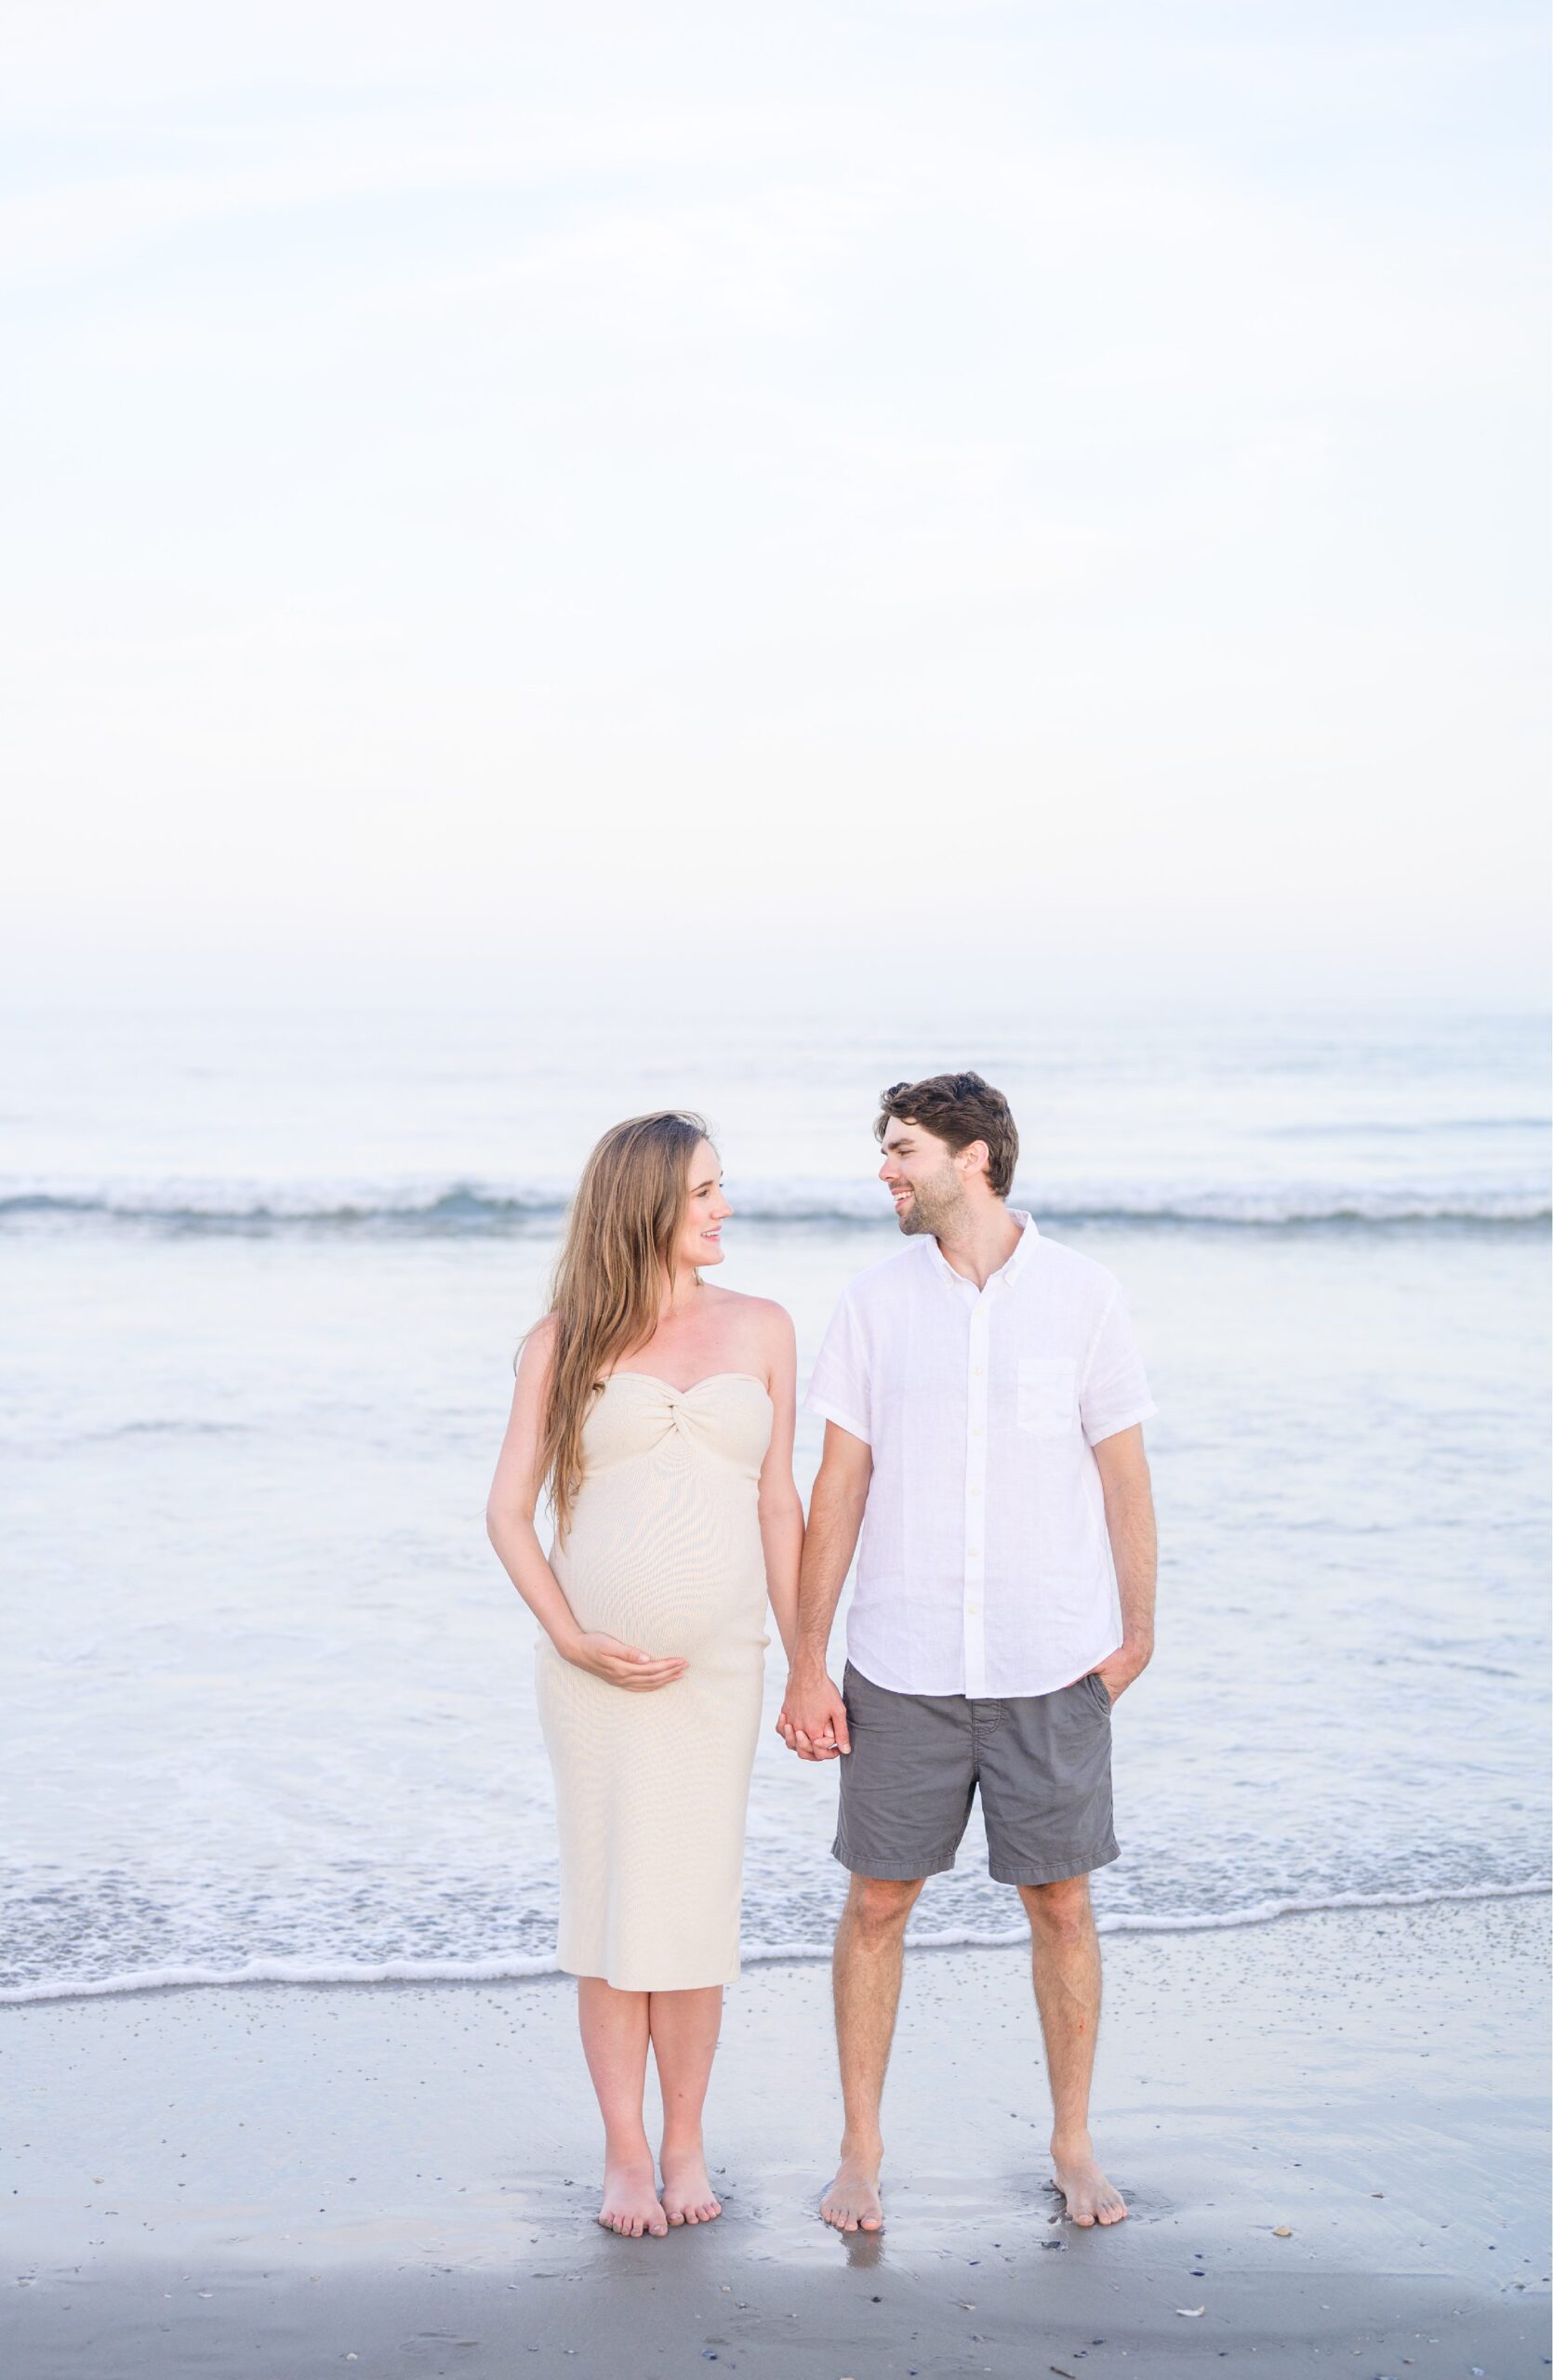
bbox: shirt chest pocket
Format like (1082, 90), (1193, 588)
(1016, 1355), (1079, 1438)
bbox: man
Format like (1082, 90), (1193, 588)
(778, 1072), (1158, 2235)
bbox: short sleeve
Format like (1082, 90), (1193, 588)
(1079, 1287), (1156, 1447)
(803, 1289), (872, 1446)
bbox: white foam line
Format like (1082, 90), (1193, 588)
(0, 1950), (567, 2004)
(2, 1878), (1546, 2007)
(739, 1876), (1553, 1964)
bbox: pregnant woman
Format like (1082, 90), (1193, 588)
(485, 1111), (802, 2238)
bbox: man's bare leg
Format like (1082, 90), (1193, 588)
(1018, 1874), (1127, 2227)
(821, 1872), (924, 2231)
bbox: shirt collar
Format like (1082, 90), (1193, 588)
(1002, 1208), (1038, 1279)
(924, 1206), (1039, 1289)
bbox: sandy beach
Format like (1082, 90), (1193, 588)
(2, 1895), (1546, 2378)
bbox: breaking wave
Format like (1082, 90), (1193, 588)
(2, 1179), (1546, 1233)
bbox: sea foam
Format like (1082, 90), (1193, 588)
(4, 1879), (1545, 2006)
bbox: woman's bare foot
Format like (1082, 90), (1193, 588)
(598, 2155), (669, 2238)
(659, 2143), (723, 2226)
(1049, 2133), (1127, 2227)
(820, 2152), (884, 2233)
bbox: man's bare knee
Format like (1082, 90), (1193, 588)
(1020, 1875), (1094, 1946)
(845, 1874), (924, 1942)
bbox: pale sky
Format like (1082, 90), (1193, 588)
(1, 1), (1546, 1010)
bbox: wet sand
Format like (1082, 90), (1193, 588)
(2, 1896), (1546, 2378)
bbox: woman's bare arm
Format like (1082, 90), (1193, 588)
(754, 1302), (803, 1662)
(484, 1318), (688, 1693)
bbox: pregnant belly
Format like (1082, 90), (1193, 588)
(553, 1514), (767, 1662)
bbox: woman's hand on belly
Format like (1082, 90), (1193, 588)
(557, 1630), (690, 1692)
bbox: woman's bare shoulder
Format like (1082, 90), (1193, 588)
(516, 1311), (561, 1379)
(704, 1288), (794, 1368)
(704, 1286), (792, 1327)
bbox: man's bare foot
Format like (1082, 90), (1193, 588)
(1049, 2135), (1127, 2228)
(659, 2144), (723, 2226)
(820, 2153), (884, 2233)
(598, 2156), (669, 2238)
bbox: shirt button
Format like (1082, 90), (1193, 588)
(972, 1366), (983, 1377)
(970, 1485), (981, 1497)
(971, 1424), (982, 1436)
(969, 1546), (981, 1558)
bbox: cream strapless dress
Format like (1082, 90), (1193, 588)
(536, 1370), (774, 1991)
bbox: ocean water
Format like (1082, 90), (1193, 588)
(1, 999), (1547, 2001)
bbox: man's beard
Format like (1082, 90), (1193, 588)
(896, 1161), (968, 1237)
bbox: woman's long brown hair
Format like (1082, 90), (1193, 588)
(532, 1110), (710, 1540)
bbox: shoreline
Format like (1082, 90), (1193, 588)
(3, 1896), (1546, 2378)
(4, 1875), (1547, 2008)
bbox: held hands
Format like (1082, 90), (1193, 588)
(561, 1631), (688, 1692)
(776, 1663), (850, 1761)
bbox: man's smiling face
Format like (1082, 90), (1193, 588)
(877, 1114), (970, 1236)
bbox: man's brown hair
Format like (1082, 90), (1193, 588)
(873, 1072), (1019, 1199)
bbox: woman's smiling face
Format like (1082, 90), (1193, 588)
(675, 1138), (732, 1271)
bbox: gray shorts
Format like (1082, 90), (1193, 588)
(833, 1659), (1119, 1888)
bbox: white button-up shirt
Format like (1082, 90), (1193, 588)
(804, 1211), (1156, 1699)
